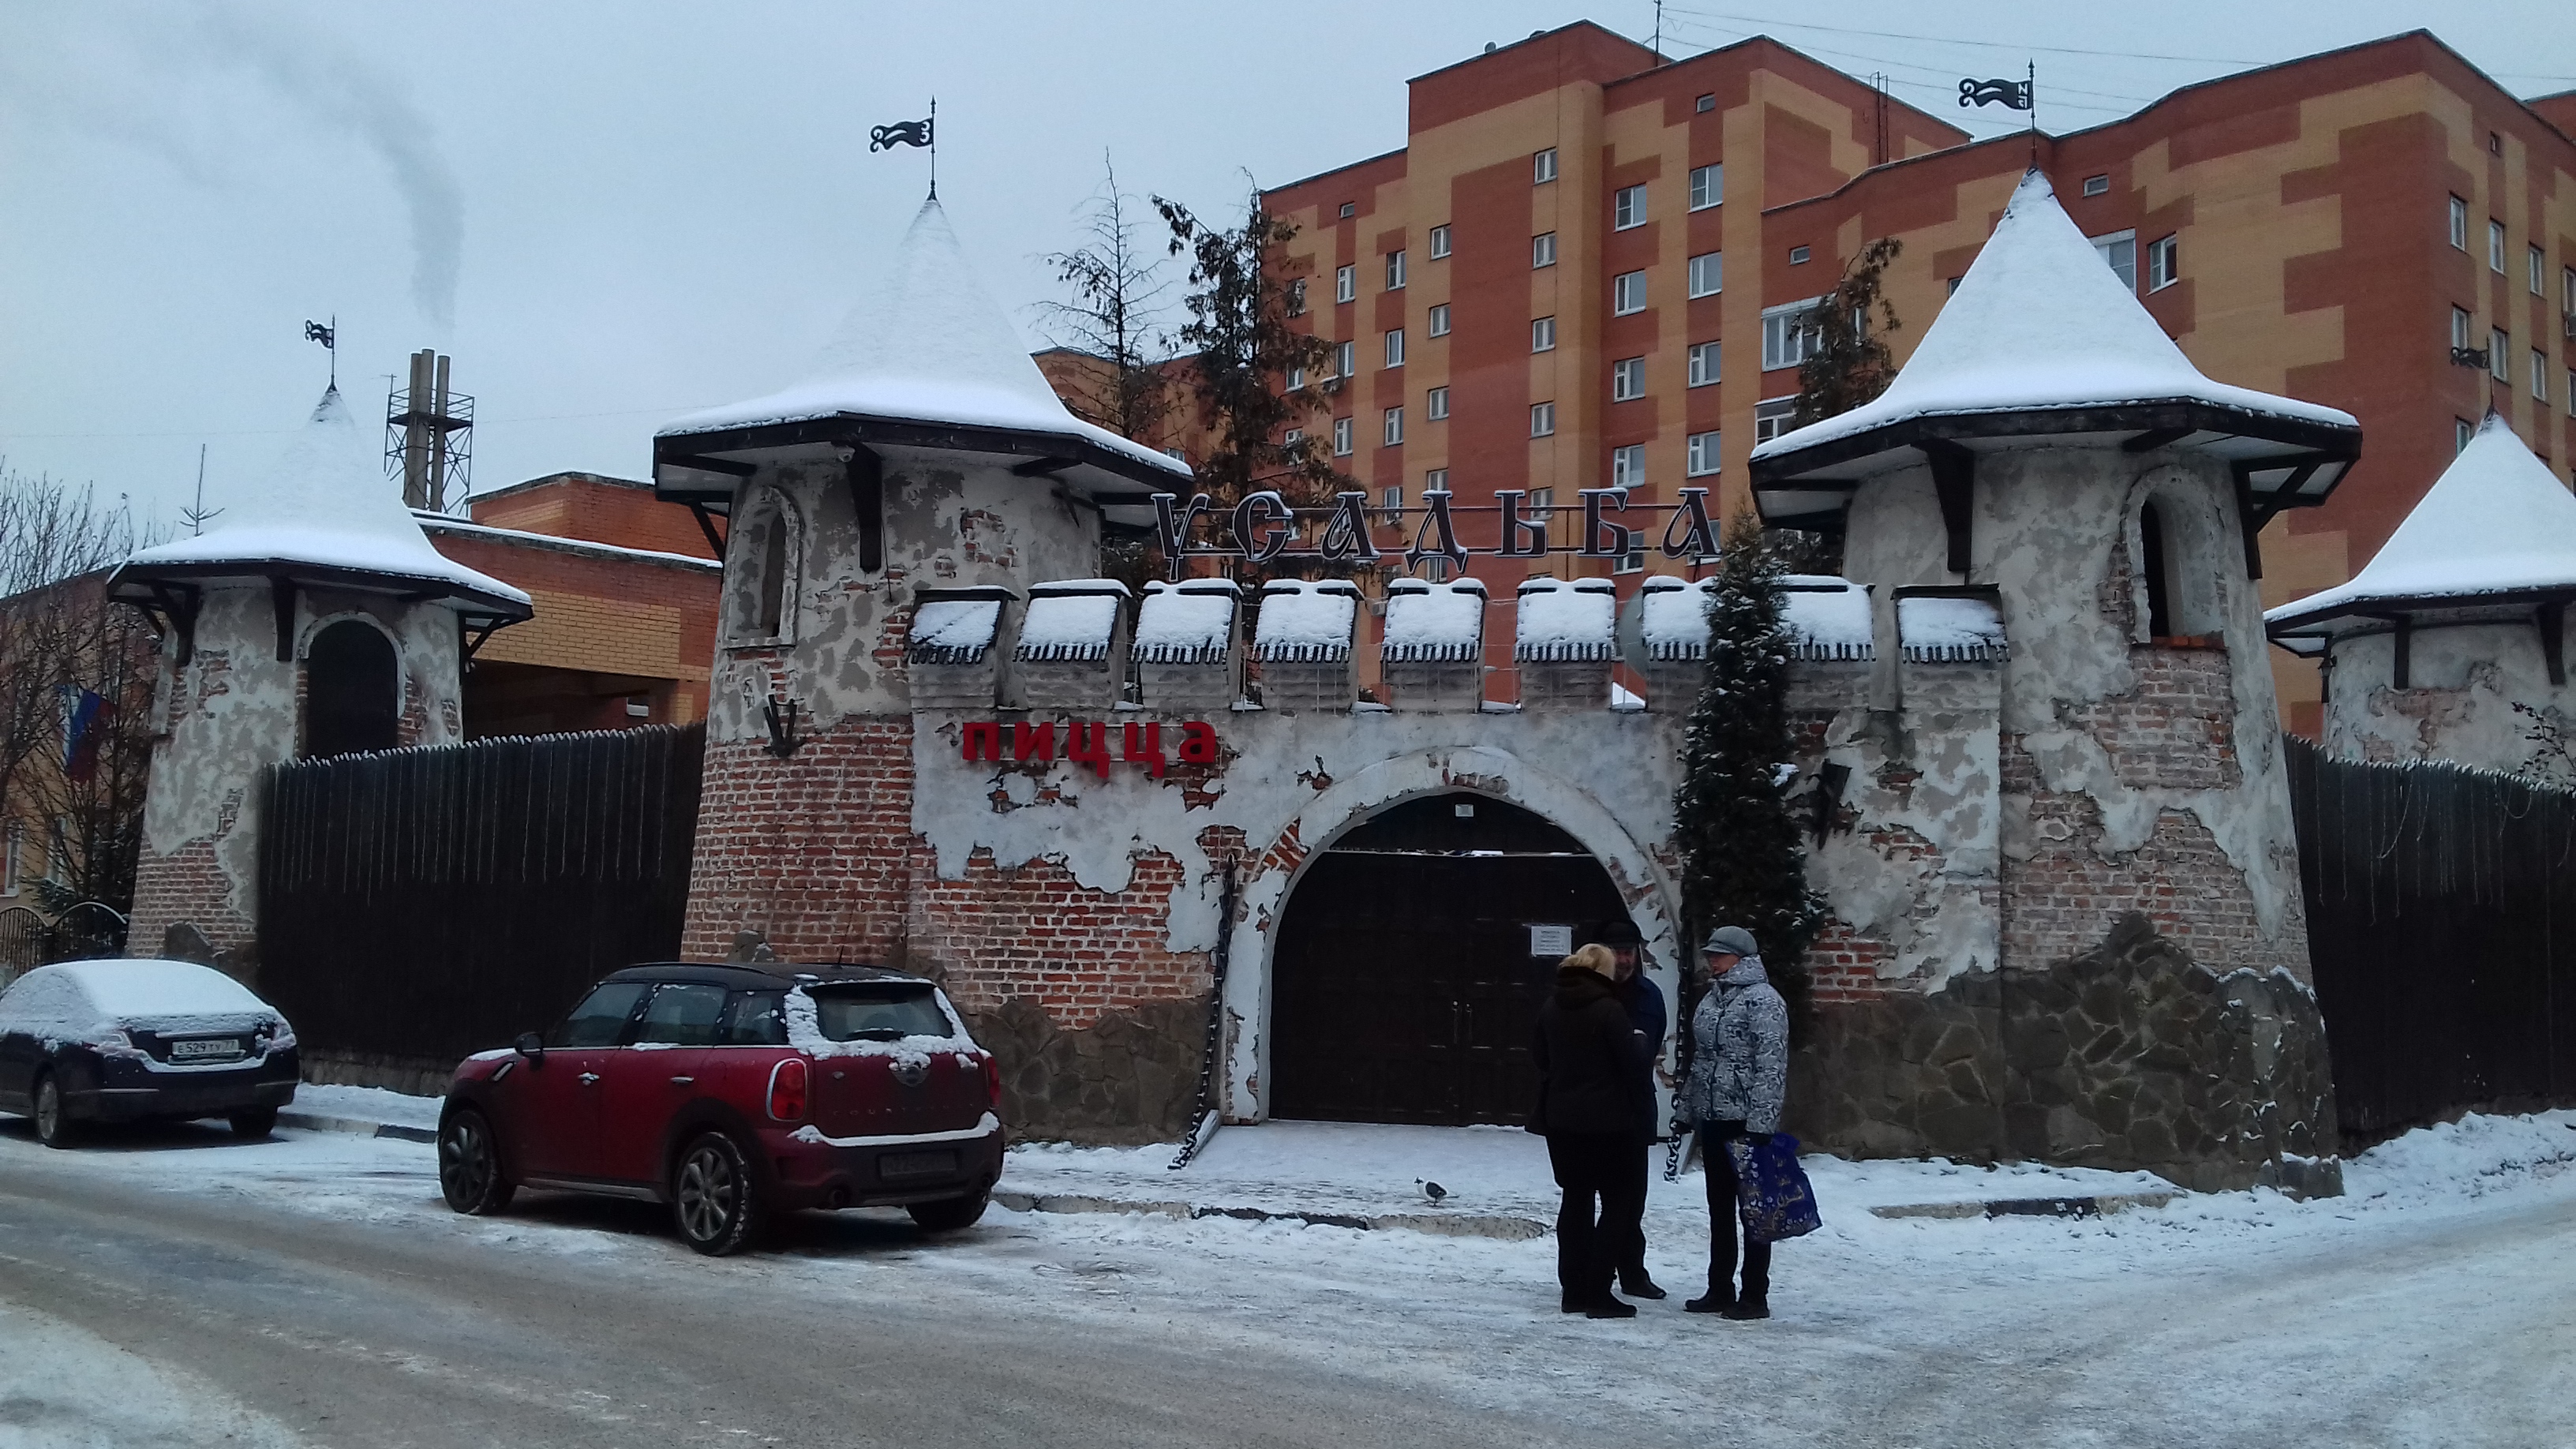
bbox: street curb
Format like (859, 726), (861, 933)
(279, 1111), (436, 1144)
(991, 1189), (1549, 1241)
(1868, 1190), (2177, 1221)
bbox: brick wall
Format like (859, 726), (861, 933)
(678, 719), (916, 962)
(912, 848), (1214, 1028)
(2072, 645), (2241, 791)
(469, 474), (717, 561)
(430, 530), (720, 724)
(126, 787), (256, 966)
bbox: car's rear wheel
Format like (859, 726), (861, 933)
(31, 1073), (75, 1150)
(228, 1106), (279, 1140)
(906, 1189), (990, 1233)
(437, 1108), (515, 1215)
(672, 1132), (762, 1256)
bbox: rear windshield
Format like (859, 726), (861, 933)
(805, 983), (951, 1043)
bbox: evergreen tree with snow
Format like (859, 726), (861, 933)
(1671, 511), (1825, 1035)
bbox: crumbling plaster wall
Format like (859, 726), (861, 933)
(130, 586), (463, 969)
(2323, 623), (2574, 775)
(699, 447), (1101, 748)
(905, 709), (1691, 1126)
(1833, 446), (2308, 983)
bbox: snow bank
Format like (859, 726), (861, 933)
(1513, 578), (1616, 661)
(1135, 579), (1237, 663)
(1752, 170), (2355, 466)
(1896, 593), (2007, 661)
(1382, 578), (1485, 661)
(659, 198), (1187, 481)
(1254, 580), (1357, 661)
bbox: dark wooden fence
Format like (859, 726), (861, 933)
(259, 723), (703, 1070)
(2286, 734), (2576, 1145)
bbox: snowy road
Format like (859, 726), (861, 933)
(0, 1110), (2570, 1447)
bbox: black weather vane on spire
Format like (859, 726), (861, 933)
(1959, 63), (2038, 163)
(304, 316), (337, 389)
(871, 99), (938, 199)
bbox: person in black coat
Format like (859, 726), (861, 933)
(1530, 943), (1656, 1319)
(1601, 919), (1667, 1301)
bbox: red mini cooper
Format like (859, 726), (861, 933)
(436, 963), (1003, 1255)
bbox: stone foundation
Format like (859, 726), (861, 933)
(1789, 913), (2341, 1195)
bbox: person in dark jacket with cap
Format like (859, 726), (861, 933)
(1530, 943), (1655, 1318)
(1599, 919), (1666, 1301)
(1676, 924), (1791, 1320)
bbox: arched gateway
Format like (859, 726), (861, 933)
(1269, 792), (1630, 1125)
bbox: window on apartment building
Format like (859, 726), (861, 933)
(1383, 485), (1404, 515)
(1612, 271), (1647, 316)
(1286, 279), (1306, 316)
(1335, 264), (1357, 303)
(1946, 276), (1963, 296)
(1761, 301), (1820, 371)
(1530, 402), (1556, 437)
(1528, 487), (1556, 519)
(1754, 397), (1798, 444)
(1611, 444), (1646, 487)
(1425, 466), (1449, 495)
(2083, 174), (2110, 197)
(1534, 148), (1558, 184)
(1616, 548), (1645, 575)
(2091, 230), (2137, 291)
(1614, 185), (1648, 230)
(2453, 307), (2474, 354)
(2489, 221), (2507, 274)
(1689, 164), (1723, 211)
(2536, 351), (2551, 402)
(1612, 357), (1646, 401)
(2147, 234), (2179, 291)
(1383, 406), (1405, 445)
(1428, 303), (1451, 337)
(1385, 328), (1405, 368)
(1335, 339), (1355, 377)
(1788, 245), (1811, 265)
(1427, 386), (1450, 420)
(2457, 417), (2475, 453)
(1, 821), (17, 897)
(2492, 329), (2511, 384)
(1695, 93), (1715, 113)
(2565, 267), (2575, 314)
(1688, 340), (1721, 388)
(1429, 224), (1451, 259)
(2449, 196), (2468, 250)
(1162, 447), (1186, 463)
(1332, 417), (1354, 455)
(2490, 131), (2504, 155)
(1533, 232), (1558, 268)
(1688, 251), (1724, 298)
(1387, 250), (1406, 290)
(1532, 316), (1557, 352)
(2567, 370), (2575, 418)
(1687, 429), (1721, 477)
(1284, 427), (1304, 449)
(2533, 245), (2548, 296)
(1287, 364), (1306, 391)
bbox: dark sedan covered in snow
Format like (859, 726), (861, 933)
(0, 959), (299, 1146)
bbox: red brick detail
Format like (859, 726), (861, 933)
(678, 720), (919, 963)
(912, 848), (1214, 1026)
(1808, 918), (1896, 1003)
(2071, 646), (2241, 791)
(126, 787), (256, 959)
(2000, 778), (2304, 979)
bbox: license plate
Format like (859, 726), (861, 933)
(169, 1039), (243, 1061)
(880, 1150), (957, 1180)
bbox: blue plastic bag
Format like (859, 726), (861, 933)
(1724, 1132), (1822, 1243)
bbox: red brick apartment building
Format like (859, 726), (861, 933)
(1264, 24), (2576, 732)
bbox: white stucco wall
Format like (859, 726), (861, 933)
(2322, 621), (2576, 777)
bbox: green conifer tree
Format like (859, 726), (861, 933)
(1671, 510), (1826, 1035)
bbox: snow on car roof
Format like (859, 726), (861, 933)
(31, 958), (275, 1020)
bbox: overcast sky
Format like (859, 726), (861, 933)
(3, 1), (2570, 526)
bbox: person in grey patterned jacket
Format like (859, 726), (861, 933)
(1676, 925), (1789, 1320)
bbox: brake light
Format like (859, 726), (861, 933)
(768, 1058), (809, 1121)
(981, 1052), (1002, 1106)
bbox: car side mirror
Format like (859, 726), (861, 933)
(514, 1032), (545, 1065)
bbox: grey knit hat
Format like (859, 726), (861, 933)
(1702, 925), (1760, 958)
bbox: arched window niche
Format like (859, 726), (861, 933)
(2129, 481), (2229, 646)
(304, 618), (401, 758)
(726, 485), (803, 647)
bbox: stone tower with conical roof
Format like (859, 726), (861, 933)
(1748, 173), (2361, 1193)
(2267, 415), (2576, 774)
(653, 197), (1190, 964)
(110, 387), (530, 975)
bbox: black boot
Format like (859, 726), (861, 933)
(1683, 1287), (1734, 1314)
(1720, 1295), (1769, 1320)
(1584, 1295), (1638, 1320)
(1620, 1272), (1668, 1301)
(1560, 1291), (1587, 1314)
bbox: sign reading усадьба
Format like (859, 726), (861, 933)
(1150, 487), (1720, 578)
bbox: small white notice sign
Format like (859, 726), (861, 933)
(1528, 923), (1574, 957)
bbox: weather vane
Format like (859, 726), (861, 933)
(1959, 63), (2037, 162)
(304, 316), (337, 389)
(870, 99), (937, 199)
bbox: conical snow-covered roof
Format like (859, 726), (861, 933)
(110, 388), (529, 617)
(657, 197), (1187, 509)
(1750, 171), (2358, 528)
(2267, 416), (2576, 648)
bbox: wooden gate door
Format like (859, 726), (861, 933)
(1268, 799), (1630, 1126)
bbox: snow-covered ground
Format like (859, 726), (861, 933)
(0, 1300), (297, 1448)
(6, 1100), (2572, 1445)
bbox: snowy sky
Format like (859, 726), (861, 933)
(2, 1), (2570, 527)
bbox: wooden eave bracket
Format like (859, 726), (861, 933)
(1918, 438), (1975, 577)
